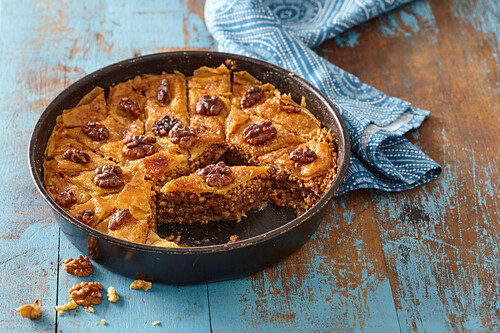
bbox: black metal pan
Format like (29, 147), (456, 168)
(29, 51), (350, 285)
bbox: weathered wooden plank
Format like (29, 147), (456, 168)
(56, 240), (211, 332)
(208, 199), (402, 332)
(2, 0), (498, 331)
(319, 0), (499, 331)
(0, 0), (64, 331)
(0, 0), (213, 331)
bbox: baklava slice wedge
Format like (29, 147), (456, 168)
(107, 78), (147, 129)
(103, 170), (156, 243)
(259, 140), (338, 213)
(128, 149), (190, 188)
(157, 162), (270, 224)
(67, 194), (118, 229)
(225, 105), (305, 164)
(232, 71), (275, 112)
(252, 93), (322, 140)
(188, 64), (231, 140)
(60, 87), (108, 128)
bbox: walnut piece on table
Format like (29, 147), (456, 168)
(55, 299), (78, 316)
(130, 279), (152, 291)
(64, 255), (93, 277)
(16, 300), (42, 319)
(107, 286), (120, 302)
(69, 282), (104, 306)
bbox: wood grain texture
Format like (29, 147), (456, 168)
(318, 0), (499, 331)
(0, 0), (498, 332)
(208, 200), (401, 332)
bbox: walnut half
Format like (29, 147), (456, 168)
(16, 300), (42, 319)
(64, 255), (93, 277)
(69, 282), (104, 306)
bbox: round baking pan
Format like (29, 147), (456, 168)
(29, 51), (350, 285)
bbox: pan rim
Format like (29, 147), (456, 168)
(28, 50), (351, 254)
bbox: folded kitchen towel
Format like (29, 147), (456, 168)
(205, 0), (442, 195)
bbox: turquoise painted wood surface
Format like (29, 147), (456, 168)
(0, 0), (498, 332)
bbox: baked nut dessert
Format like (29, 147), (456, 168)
(158, 163), (270, 224)
(43, 63), (338, 246)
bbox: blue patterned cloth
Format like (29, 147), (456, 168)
(205, 0), (442, 195)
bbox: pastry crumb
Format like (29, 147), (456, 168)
(101, 319), (106, 325)
(130, 279), (152, 291)
(152, 321), (161, 326)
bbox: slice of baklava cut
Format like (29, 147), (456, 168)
(67, 194), (118, 229)
(252, 92), (322, 140)
(107, 77), (147, 129)
(258, 140), (338, 213)
(98, 170), (156, 243)
(142, 72), (190, 148)
(44, 89), (109, 157)
(44, 149), (117, 176)
(60, 87), (108, 128)
(188, 64), (231, 139)
(157, 162), (270, 224)
(128, 149), (190, 188)
(232, 71), (275, 113)
(225, 105), (305, 164)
